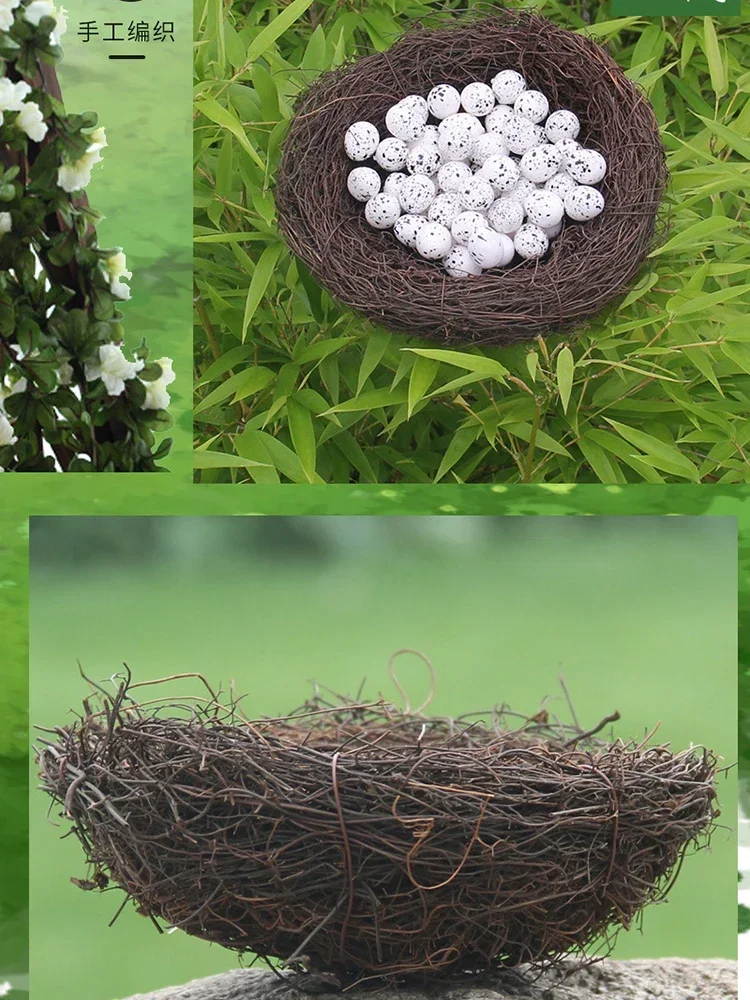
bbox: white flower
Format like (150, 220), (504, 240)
(0, 77), (31, 113)
(57, 127), (107, 193)
(142, 357), (175, 410)
(56, 359), (73, 385)
(85, 343), (143, 396)
(0, 0), (20, 31)
(16, 100), (48, 142)
(23, 0), (54, 23)
(0, 414), (16, 447)
(51, 3), (65, 42)
(104, 250), (132, 300)
(0, 213), (11, 235)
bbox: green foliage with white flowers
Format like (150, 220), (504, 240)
(194, 0), (750, 484)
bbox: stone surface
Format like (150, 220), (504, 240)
(119, 959), (737, 1000)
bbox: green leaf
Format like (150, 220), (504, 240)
(357, 329), (391, 395)
(286, 395), (317, 483)
(322, 386), (408, 415)
(195, 367), (274, 413)
(407, 356), (439, 418)
(402, 348), (508, 384)
(242, 244), (283, 342)
(671, 284), (750, 317)
(694, 113), (750, 161)
(702, 18), (727, 99)
(556, 347), (574, 414)
(578, 434), (622, 484)
(246, 0), (316, 64)
(195, 96), (266, 170)
(650, 216), (739, 257)
(604, 419), (700, 481)
(194, 450), (270, 469)
(434, 426), (479, 483)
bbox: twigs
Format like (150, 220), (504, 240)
(276, 12), (667, 345)
(36, 673), (717, 984)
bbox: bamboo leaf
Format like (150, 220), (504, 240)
(242, 244), (283, 341)
(556, 347), (574, 414)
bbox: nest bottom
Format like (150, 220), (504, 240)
(38, 692), (717, 982)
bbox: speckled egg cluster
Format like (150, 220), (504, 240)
(344, 72), (607, 278)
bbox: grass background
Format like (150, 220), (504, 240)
(59, 0), (193, 476)
(29, 515), (737, 999)
(193, 0), (750, 484)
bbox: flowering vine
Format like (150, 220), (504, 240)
(0, 0), (174, 471)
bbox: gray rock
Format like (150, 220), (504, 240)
(118, 959), (737, 1000)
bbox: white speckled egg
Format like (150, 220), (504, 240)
(485, 105), (515, 134)
(444, 245), (483, 277)
(487, 196), (525, 234)
(459, 177), (495, 212)
(491, 69), (526, 104)
(409, 125), (439, 150)
(415, 221), (453, 260)
(428, 191), (463, 228)
(525, 190), (565, 228)
(544, 172), (577, 198)
(401, 94), (429, 117)
(567, 149), (607, 185)
(364, 193), (401, 229)
(438, 128), (474, 163)
(541, 220), (563, 239)
(519, 143), (563, 183)
(437, 160), (473, 193)
(438, 113), (485, 141)
(514, 90), (549, 124)
(344, 121), (379, 161)
(374, 137), (408, 171)
(385, 101), (426, 143)
(505, 177), (538, 208)
(398, 174), (436, 214)
(471, 132), (510, 165)
(451, 210), (490, 246)
(555, 138), (581, 168)
(479, 154), (520, 194)
(393, 213), (428, 248)
(383, 171), (407, 197)
(427, 84), (462, 120)
(502, 115), (539, 155)
(461, 82), (495, 117)
(514, 223), (549, 259)
(564, 184), (605, 221)
(468, 229), (514, 268)
(406, 145), (441, 176)
(545, 110), (581, 144)
(347, 166), (382, 202)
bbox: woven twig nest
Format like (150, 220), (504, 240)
(276, 11), (667, 346)
(37, 671), (716, 984)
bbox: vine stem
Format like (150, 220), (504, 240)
(522, 397), (543, 483)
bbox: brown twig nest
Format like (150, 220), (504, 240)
(275, 11), (667, 346)
(37, 669), (716, 984)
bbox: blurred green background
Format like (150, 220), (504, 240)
(58, 0), (192, 475)
(30, 515), (737, 999)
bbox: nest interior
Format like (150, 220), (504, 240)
(275, 11), (667, 346)
(37, 679), (717, 984)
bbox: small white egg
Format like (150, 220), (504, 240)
(487, 197), (525, 234)
(438, 113), (485, 141)
(427, 84), (462, 120)
(564, 185), (605, 221)
(344, 121), (379, 161)
(478, 154), (520, 194)
(491, 69), (526, 104)
(383, 171), (407, 197)
(393, 213), (428, 249)
(514, 224), (549, 259)
(485, 105), (515, 134)
(544, 172), (577, 198)
(401, 94), (429, 118)
(519, 144), (563, 184)
(566, 149), (608, 185)
(502, 115), (539, 155)
(444, 245), (483, 278)
(438, 128), (474, 163)
(514, 90), (550, 124)
(406, 145), (441, 176)
(525, 190), (565, 228)
(545, 110), (581, 144)
(398, 174), (436, 214)
(451, 210), (490, 246)
(364, 193), (401, 229)
(461, 82), (495, 117)
(471, 132), (510, 165)
(459, 177), (495, 212)
(374, 136), (408, 171)
(437, 160), (473, 193)
(415, 221), (453, 260)
(347, 166), (381, 202)
(468, 229), (514, 269)
(385, 101), (426, 143)
(428, 191), (463, 228)
(555, 138), (581, 168)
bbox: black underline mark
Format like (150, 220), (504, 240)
(108, 54), (146, 59)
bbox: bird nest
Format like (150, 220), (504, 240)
(37, 667), (717, 986)
(275, 11), (667, 346)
